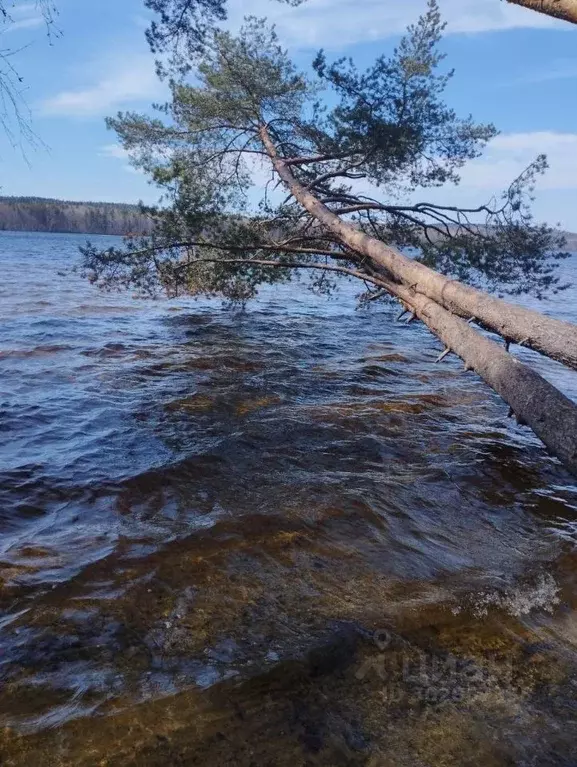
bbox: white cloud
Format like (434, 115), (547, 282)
(2, 2), (44, 33)
(99, 143), (130, 160)
(272, 131), (577, 228)
(227, 0), (566, 49)
(395, 131), (577, 229)
(41, 53), (164, 118)
(7, 15), (44, 32)
(459, 132), (577, 191)
(98, 143), (144, 175)
(336, 132), (577, 195)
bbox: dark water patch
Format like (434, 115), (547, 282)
(81, 342), (130, 358)
(359, 363), (401, 378)
(361, 351), (410, 364)
(0, 344), (74, 360)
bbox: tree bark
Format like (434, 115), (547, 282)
(377, 277), (577, 477)
(257, 124), (577, 476)
(507, 0), (577, 24)
(259, 125), (577, 371)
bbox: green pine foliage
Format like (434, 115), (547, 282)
(82, 1), (569, 301)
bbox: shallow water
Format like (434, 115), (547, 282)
(2, 230), (577, 765)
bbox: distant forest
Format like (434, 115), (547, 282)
(1, 196), (575, 250)
(0, 197), (155, 236)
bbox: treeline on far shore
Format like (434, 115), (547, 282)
(2, 196), (576, 251)
(0, 196), (155, 236)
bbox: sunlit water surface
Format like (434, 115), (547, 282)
(2, 231), (577, 766)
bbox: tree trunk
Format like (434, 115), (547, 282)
(507, 0), (577, 24)
(258, 124), (577, 477)
(377, 276), (577, 477)
(259, 126), (577, 371)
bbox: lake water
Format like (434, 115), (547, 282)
(2, 230), (577, 765)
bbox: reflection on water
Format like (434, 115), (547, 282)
(1, 231), (577, 765)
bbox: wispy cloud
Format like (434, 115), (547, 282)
(7, 16), (44, 32)
(392, 131), (577, 229)
(40, 52), (164, 118)
(508, 58), (577, 85)
(99, 143), (130, 160)
(1, 2), (44, 33)
(227, 0), (566, 50)
(98, 143), (144, 175)
(459, 132), (577, 191)
(304, 131), (577, 228)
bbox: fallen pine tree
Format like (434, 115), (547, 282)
(258, 124), (577, 371)
(82, 1), (577, 475)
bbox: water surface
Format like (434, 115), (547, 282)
(2, 231), (577, 765)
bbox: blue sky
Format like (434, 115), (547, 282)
(1, 0), (576, 228)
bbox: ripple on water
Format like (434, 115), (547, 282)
(1, 233), (577, 765)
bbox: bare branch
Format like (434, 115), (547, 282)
(121, 239), (361, 263)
